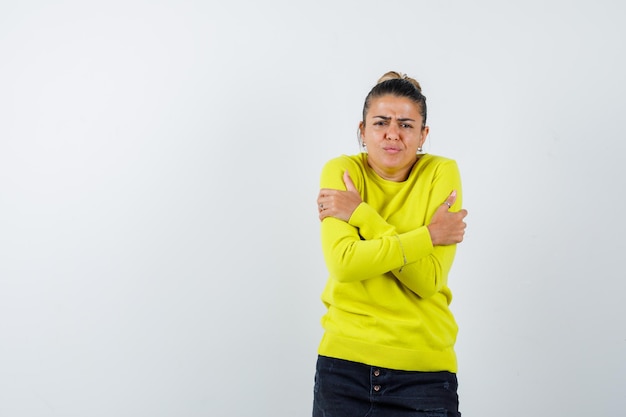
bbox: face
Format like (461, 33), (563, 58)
(360, 94), (429, 182)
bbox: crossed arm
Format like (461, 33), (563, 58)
(317, 168), (467, 298)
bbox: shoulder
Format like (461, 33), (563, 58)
(321, 154), (367, 180)
(415, 154), (460, 174)
(322, 154), (366, 172)
(419, 153), (457, 166)
(320, 154), (367, 189)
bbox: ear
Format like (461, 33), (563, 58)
(419, 125), (429, 148)
(358, 121), (366, 146)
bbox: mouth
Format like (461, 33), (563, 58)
(383, 147), (401, 154)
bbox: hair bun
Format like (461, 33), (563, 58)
(377, 71), (422, 93)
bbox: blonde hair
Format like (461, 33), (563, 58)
(376, 71), (423, 93)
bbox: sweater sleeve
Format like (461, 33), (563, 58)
(390, 159), (463, 298)
(319, 156), (463, 294)
(320, 156), (414, 282)
(347, 158), (463, 299)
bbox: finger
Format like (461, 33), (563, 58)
(318, 188), (338, 197)
(343, 171), (357, 192)
(319, 209), (331, 221)
(443, 190), (457, 209)
(318, 203), (326, 219)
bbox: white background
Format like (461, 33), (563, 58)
(1, 1), (625, 416)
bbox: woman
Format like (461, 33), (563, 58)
(313, 71), (468, 417)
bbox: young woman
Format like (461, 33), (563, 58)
(313, 71), (468, 417)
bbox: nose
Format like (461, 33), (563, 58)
(386, 124), (399, 140)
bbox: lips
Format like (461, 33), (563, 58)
(383, 147), (401, 154)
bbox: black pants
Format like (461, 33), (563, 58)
(313, 356), (461, 417)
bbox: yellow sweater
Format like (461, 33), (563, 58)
(318, 153), (463, 372)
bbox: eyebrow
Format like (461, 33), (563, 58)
(372, 115), (416, 122)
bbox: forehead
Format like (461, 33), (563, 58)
(367, 95), (422, 119)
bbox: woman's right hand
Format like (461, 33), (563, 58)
(427, 190), (468, 246)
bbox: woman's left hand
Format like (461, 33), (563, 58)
(317, 171), (362, 222)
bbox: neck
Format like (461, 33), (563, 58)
(366, 155), (419, 182)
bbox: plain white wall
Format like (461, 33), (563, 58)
(1, 1), (624, 416)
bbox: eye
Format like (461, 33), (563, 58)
(400, 123), (413, 129)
